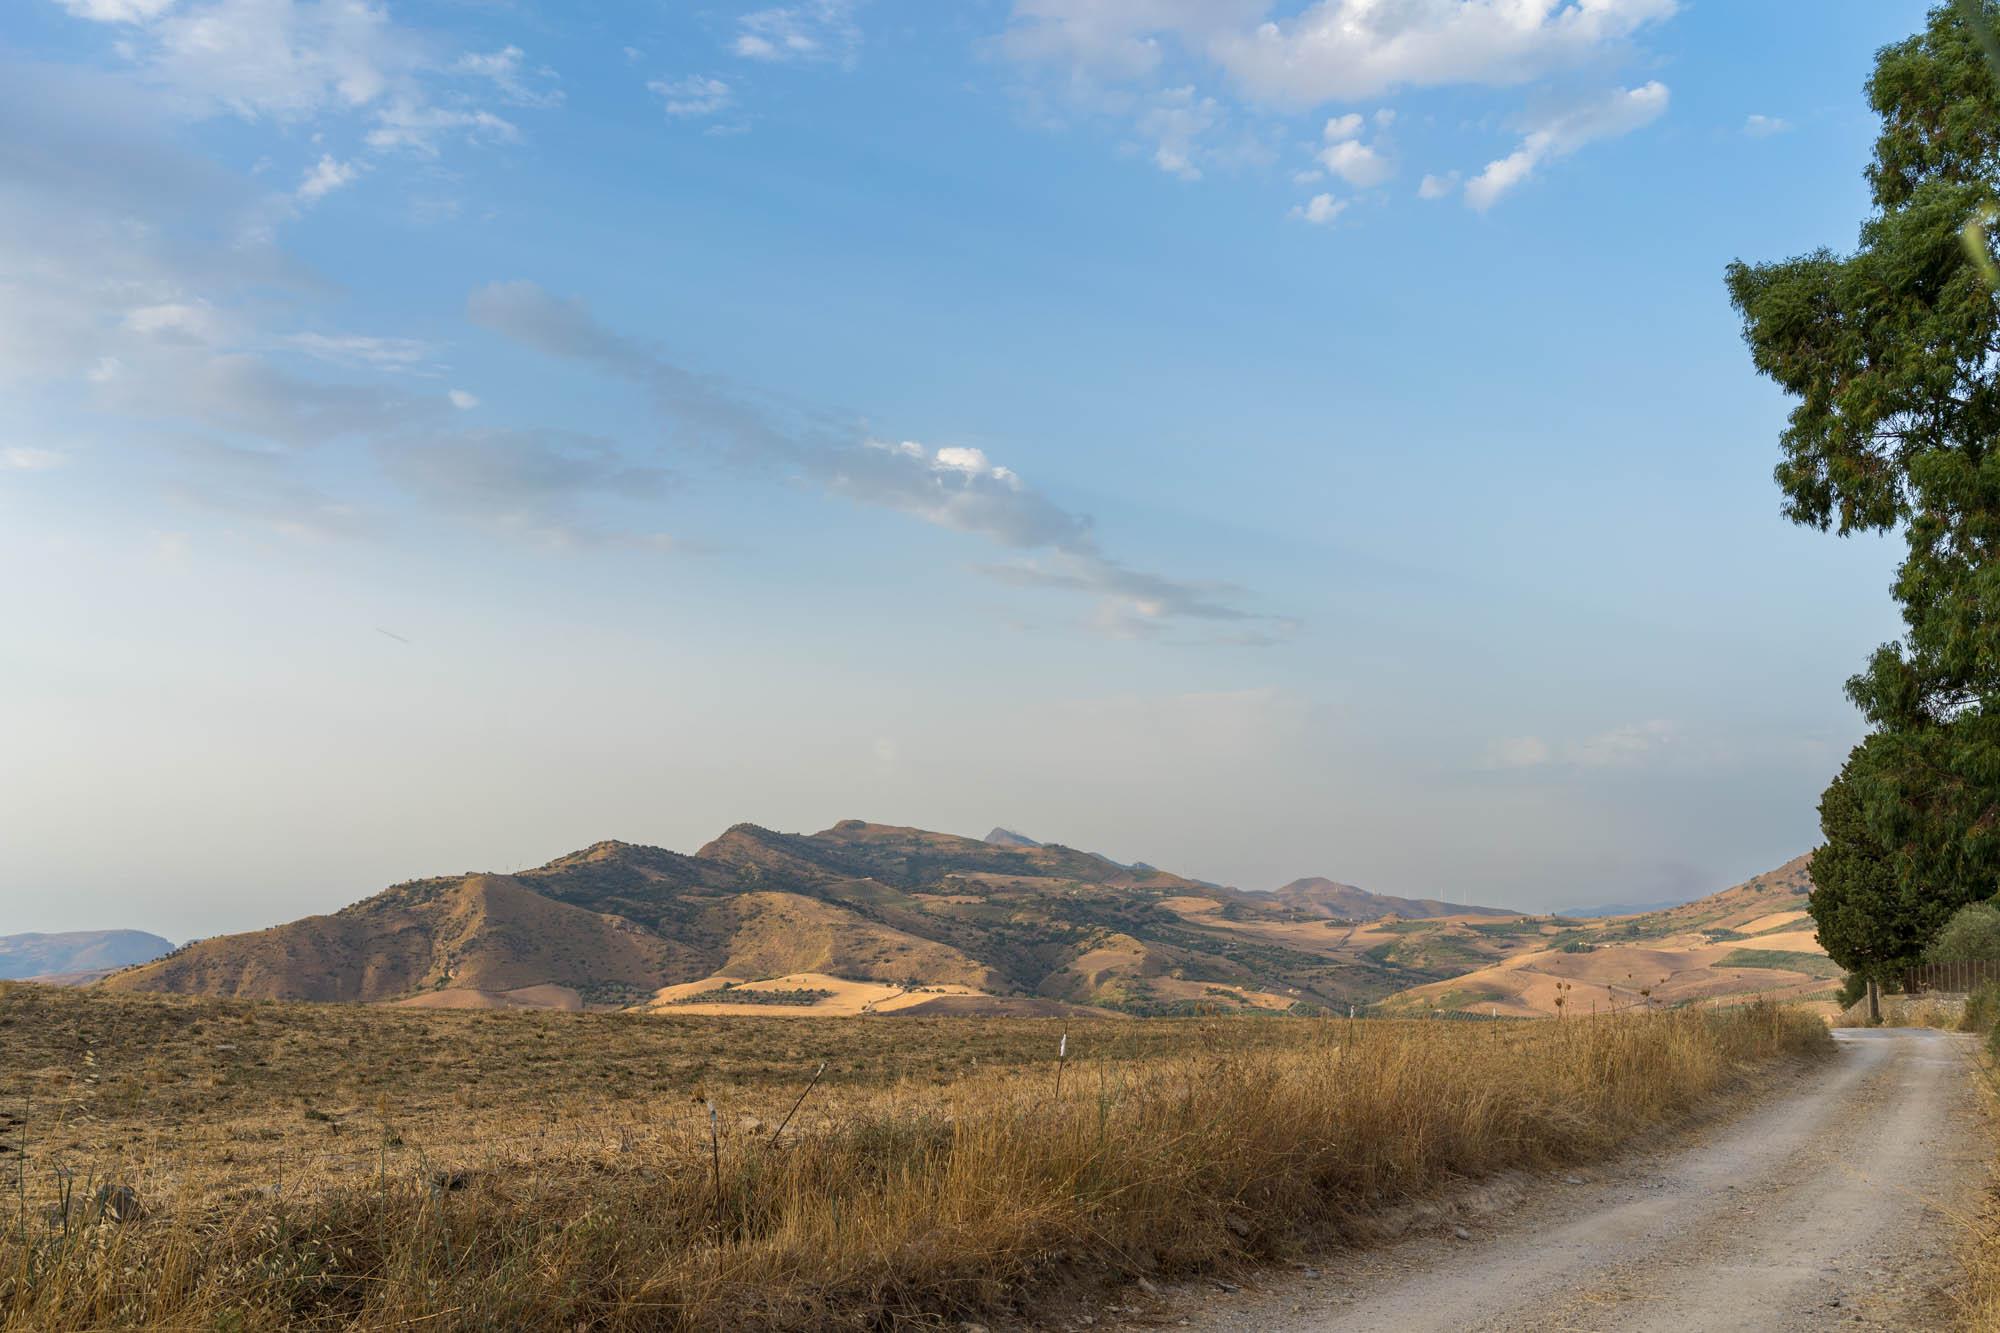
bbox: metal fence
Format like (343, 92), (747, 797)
(1899, 958), (2000, 995)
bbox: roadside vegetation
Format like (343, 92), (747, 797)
(0, 985), (1827, 1331)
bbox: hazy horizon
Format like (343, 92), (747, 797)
(1, 0), (1926, 940)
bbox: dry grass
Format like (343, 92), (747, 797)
(1956, 987), (2000, 1331)
(0, 986), (1828, 1331)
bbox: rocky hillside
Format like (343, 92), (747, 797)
(99, 825), (1819, 1019)
(102, 821), (1522, 1014)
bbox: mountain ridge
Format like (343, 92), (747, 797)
(97, 824), (1819, 1019)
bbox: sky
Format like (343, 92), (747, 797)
(0, 0), (1935, 939)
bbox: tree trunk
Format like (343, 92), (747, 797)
(1867, 978), (1881, 1025)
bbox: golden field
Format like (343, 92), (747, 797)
(0, 984), (1829, 1331)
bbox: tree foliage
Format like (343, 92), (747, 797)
(1925, 900), (2000, 961)
(1728, 3), (2000, 974)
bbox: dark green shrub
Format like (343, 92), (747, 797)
(1837, 972), (1868, 1009)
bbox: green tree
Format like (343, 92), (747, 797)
(1925, 900), (2000, 961)
(1727, 2), (2000, 970)
(1808, 736), (1975, 976)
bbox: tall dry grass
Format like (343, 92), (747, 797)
(1, 1004), (1825, 1331)
(1955, 982), (2000, 1331)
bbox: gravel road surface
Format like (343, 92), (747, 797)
(1111, 1027), (1987, 1333)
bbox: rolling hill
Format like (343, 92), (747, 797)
(1374, 855), (1830, 1017)
(97, 824), (1826, 1019)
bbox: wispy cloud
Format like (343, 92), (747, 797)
(1, 446), (66, 471)
(650, 75), (734, 118)
(1743, 113), (1789, 138)
(1463, 81), (1668, 210)
(295, 154), (361, 203)
(1001, 1), (1674, 213)
(375, 427), (678, 547)
(283, 332), (434, 370)
(1417, 170), (1460, 200)
(1005, 0), (1674, 100)
(454, 45), (564, 109)
(51, 0), (556, 159)
(1488, 720), (1676, 770)
(734, 0), (862, 66)
(466, 279), (1291, 639)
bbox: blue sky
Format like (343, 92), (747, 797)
(0, 0), (1932, 937)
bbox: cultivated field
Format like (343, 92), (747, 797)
(0, 984), (1829, 1330)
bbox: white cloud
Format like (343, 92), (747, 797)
(649, 75), (733, 118)
(1209, 0), (1676, 105)
(1007, 0), (1676, 104)
(146, 0), (415, 118)
(1464, 81), (1668, 210)
(448, 388), (479, 410)
(1417, 170), (1459, 199)
(1003, 2), (1670, 214)
(734, 1), (861, 66)
(1138, 85), (1220, 179)
(1, 446), (67, 471)
(0, 57), (483, 543)
(1318, 136), (1390, 187)
(364, 101), (518, 156)
(284, 332), (433, 369)
(454, 45), (564, 109)
(1743, 113), (1789, 138)
(295, 153), (359, 202)
(1290, 192), (1346, 224)
(58, 0), (176, 19)
(1322, 112), (1363, 141)
(124, 300), (224, 341)
(830, 439), (1084, 549)
(932, 445), (1006, 477)
(50, 0), (550, 159)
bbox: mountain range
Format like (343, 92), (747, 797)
(0, 930), (173, 984)
(101, 821), (1521, 1015)
(86, 822), (1829, 1019)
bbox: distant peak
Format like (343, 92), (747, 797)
(985, 827), (1041, 848)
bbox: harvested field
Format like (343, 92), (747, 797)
(0, 984), (1828, 1331)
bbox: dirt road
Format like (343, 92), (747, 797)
(1128, 1027), (1989, 1332)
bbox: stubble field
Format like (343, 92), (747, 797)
(0, 983), (1829, 1331)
